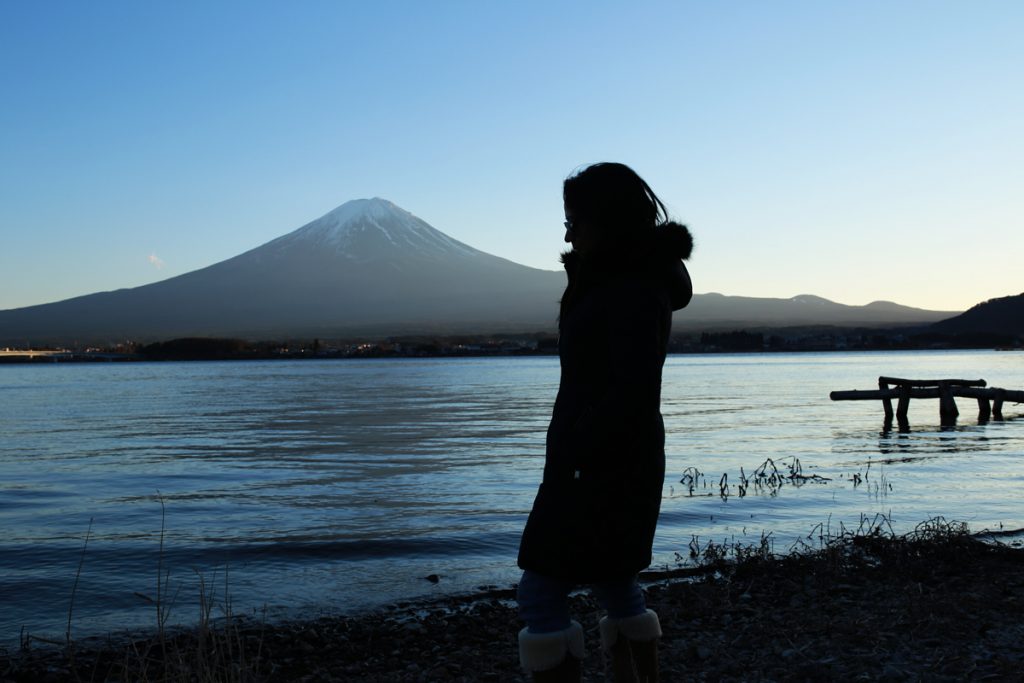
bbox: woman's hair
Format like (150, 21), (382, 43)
(563, 162), (669, 248)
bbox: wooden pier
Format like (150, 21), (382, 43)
(830, 376), (1024, 427)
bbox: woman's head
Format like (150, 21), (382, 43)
(562, 162), (668, 255)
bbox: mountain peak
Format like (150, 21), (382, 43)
(790, 294), (835, 306)
(321, 197), (408, 224)
(267, 197), (479, 262)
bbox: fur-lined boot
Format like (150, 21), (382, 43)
(518, 621), (584, 682)
(599, 609), (661, 683)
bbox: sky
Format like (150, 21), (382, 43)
(1, 1), (1021, 313)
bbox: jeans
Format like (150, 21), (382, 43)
(517, 569), (647, 633)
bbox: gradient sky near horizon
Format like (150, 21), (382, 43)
(1, 1), (1021, 313)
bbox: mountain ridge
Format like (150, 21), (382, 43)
(0, 198), (963, 345)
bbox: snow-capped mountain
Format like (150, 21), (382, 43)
(0, 199), (566, 344)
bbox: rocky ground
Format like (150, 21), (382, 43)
(3, 521), (1024, 682)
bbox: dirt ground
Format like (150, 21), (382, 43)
(4, 524), (1024, 682)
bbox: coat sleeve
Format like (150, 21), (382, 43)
(569, 283), (667, 468)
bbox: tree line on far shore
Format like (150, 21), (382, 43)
(80, 326), (1024, 361)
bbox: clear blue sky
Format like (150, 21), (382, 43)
(1, 1), (1021, 312)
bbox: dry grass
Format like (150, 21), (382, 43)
(5, 495), (268, 682)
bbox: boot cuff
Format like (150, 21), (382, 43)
(599, 609), (662, 649)
(518, 621), (585, 672)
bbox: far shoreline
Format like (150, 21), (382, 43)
(1, 335), (1021, 365)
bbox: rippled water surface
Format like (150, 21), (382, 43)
(2, 351), (1022, 643)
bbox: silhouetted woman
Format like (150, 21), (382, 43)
(517, 163), (693, 682)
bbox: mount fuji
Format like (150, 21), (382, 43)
(0, 199), (566, 344)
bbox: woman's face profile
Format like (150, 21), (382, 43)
(563, 204), (595, 254)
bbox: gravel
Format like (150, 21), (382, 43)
(3, 529), (1023, 682)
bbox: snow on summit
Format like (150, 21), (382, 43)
(269, 198), (480, 261)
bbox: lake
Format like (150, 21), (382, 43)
(1, 350), (1022, 645)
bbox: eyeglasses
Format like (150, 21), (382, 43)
(563, 219), (575, 231)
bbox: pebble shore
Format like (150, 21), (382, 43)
(3, 527), (1023, 682)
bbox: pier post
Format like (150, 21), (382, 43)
(896, 384), (911, 429)
(993, 389), (1005, 420)
(938, 382), (959, 426)
(977, 398), (991, 421)
(878, 378), (894, 421)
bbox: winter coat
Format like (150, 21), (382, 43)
(517, 224), (693, 582)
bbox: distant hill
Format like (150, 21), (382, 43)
(0, 198), (962, 346)
(929, 293), (1024, 337)
(675, 293), (955, 331)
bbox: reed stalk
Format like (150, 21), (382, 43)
(65, 517), (93, 656)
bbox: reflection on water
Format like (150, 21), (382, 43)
(1, 351), (1022, 644)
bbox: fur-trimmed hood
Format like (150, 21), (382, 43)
(560, 222), (694, 313)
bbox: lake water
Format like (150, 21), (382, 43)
(2, 350), (1023, 645)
